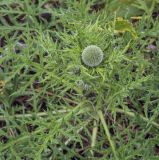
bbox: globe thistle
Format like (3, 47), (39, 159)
(81, 45), (103, 67)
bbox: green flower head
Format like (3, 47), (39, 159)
(81, 45), (103, 67)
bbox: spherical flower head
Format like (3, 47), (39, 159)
(81, 45), (103, 67)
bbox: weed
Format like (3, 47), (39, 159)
(0, 0), (159, 159)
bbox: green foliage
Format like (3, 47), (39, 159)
(0, 0), (159, 159)
(107, 0), (158, 17)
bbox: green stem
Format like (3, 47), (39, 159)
(91, 119), (98, 156)
(97, 110), (118, 160)
(116, 108), (159, 128)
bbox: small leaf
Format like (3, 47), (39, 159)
(114, 17), (137, 38)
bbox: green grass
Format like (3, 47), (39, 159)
(0, 0), (159, 159)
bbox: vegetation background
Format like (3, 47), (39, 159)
(0, 0), (159, 159)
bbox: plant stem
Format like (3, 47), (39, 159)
(0, 109), (68, 120)
(97, 110), (118, 160)
(91, 119), (98, 156)
(116, 108), (159, 128)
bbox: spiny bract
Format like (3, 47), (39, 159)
(81, 45), (103, 67)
